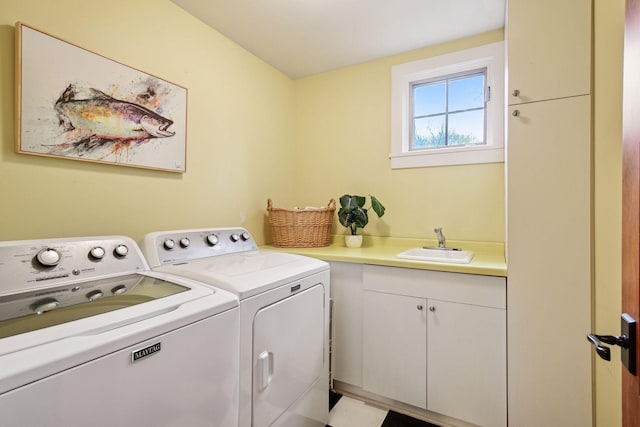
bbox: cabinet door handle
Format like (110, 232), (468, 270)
(417, 304), (423, 311)
(512, 89), (520, 96)
(429, 306), (436, 312)
(512, 109), (520, 117)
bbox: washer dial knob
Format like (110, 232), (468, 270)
(230, 233), (240, 242)
(180, 237), (191, 248)
(111, 285), (127, 295)
(89, 246), (106, 260)
(36, 248), (62, 267)
(114, 244), (129, 257)
(240, 232), (251, 241)
(163, 239), (176, 250)
(32, 298), (59, 315)
(87, 290), (104, 301)
(206, 234), (219, 246)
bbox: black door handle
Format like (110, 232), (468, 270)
(587, 333), (628, 361)
(587, 313), (637, 375)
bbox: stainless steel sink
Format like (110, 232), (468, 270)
(396, 247), (474, 264)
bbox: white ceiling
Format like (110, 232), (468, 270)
(171, 0), (506, 79)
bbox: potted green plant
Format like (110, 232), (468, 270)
(337, 194), (385, 248)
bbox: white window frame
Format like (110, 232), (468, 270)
(391, 41), (505, 169)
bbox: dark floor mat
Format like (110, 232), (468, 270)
(329, 390), (343, 411)
(381, 410), (441, 427)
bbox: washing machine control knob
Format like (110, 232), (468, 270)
(111, 285), (127, 295)
(36, 248), (62, 267)
(240, 232), (251, 241)
(163, 239), (175, 250)
(32, 298), (59, 315)
(206, 234), (219, 246)
(114, 244), (129, 257)
(89, 246), (106, 260)
(230, 233), (240, 242)
(180, 237), (190, 248)
(87, 290), (104, 301)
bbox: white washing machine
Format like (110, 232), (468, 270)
(0, 236), (239, 427)
(142, 227), (330, 427)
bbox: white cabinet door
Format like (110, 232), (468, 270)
(427, 299), (506, 427)
(329, 261), (363, 387)
(362, 290), (427, 409)
(506, 96), (592, 425)
(507, 0), (591, 104)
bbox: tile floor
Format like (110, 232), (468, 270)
(328, 395), (388, 427)
(327, 394), (440, 427)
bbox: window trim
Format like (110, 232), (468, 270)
(391, 42), (505, 168)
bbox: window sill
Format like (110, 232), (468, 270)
(390, 146), (504, 169)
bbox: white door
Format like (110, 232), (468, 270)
(362, 290), (427, 409)
(252, 285), (325, 427)
(507, 95), (592, 426)
(427, 299), (506, 426)
(507, 0), (591, 104)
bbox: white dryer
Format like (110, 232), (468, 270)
(0, 236), (239, 427)
(142, 227), (330, 427)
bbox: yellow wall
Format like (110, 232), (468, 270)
(294, 30), (505, 242)
(594, 0), (624, 425)
(0, 0), (626, 424)
(0, 0), (296, 244)
(0, 2), (505, 244)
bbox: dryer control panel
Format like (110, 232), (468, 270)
(142, 227), (258, 267)
(0, 236), (148, 297)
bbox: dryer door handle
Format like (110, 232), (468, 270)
(258, 351), (274, 391)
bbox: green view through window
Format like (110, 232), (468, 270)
(410, 69), (487, 150)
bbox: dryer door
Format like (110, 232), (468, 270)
(252, 284), (324, 427)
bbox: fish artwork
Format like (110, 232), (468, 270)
(52, 84), (175, 156)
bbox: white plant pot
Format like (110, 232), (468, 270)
(345, 235), (363, 248)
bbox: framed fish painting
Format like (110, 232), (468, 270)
(15, 22), (187, 173)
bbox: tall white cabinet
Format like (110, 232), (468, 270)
(506, 0), (592, 425)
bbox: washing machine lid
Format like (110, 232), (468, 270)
(154, 250), (328, 299)
(0, 270), (238, 355)
(0, 273), (188, 339)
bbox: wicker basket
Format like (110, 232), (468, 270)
(267, 198), (336, 247)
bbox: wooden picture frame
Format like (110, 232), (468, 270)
(15, 22), (187, 173)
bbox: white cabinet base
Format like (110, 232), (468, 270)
(330, 263), (506, 427)
(329, 262), (364, 387)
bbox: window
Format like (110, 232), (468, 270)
(411, 69), (487, 149)
(391, 42), (504, 168)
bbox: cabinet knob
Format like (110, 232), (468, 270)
(417, 305), (423, 311)
(429, 306), (436, 312)
(512, 89), (520, 96)
(512, 109), (520, 117)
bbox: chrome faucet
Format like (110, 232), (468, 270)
(434, 227), (445, 248)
